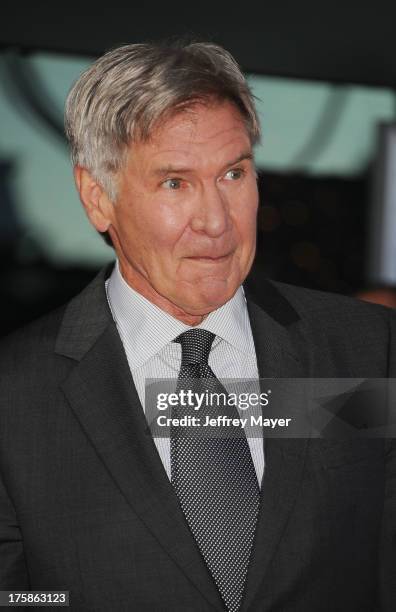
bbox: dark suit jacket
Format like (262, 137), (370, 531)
(1, 264), (395, 611)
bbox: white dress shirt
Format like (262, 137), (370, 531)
(105, 261), (264, 486)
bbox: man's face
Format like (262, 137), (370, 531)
(105, 101), (259, 322)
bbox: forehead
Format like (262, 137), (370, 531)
(129, 102), (252, 168)
(155, 101), (248, 141)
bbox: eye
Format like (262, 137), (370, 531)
(224, 168), (245, 181)
(162, 178), (182, 190)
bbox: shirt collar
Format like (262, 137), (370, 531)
(106, 260), (256, 369)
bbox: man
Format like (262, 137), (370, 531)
(0, 41), (395, 611)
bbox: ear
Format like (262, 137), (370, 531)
(74, 166), (114, 233)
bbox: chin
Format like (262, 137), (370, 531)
(185, 280), (237, 313)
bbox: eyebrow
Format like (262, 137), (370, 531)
(152, 151), (254, 177)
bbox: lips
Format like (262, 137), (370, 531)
(187, 253), (232, 262)
(186, 248), (234, 260)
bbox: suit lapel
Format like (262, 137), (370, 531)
(57, 267), (225, 611)
(240, 278), (309, 611)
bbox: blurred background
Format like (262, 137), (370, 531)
(1, 1), (396, 336)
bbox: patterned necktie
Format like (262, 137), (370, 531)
(170, 329), (260, 612)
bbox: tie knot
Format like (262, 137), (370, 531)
(174, 329), (215, 365)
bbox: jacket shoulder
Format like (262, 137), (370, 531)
(0, 305), (66, 364)
(243, 276), (396, 376)
(269, 280), (392, 322)
(0, 265), (112, 368)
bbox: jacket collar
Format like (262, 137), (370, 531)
(55, 261), (302, 366)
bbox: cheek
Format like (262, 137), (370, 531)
(116, 198), (186, 252)
(150, 203), (190, 252)
(233, 198), (258, 246)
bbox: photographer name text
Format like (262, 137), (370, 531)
(156, 415), (292, 428)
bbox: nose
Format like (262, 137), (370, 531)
(190, 183), (230, 237)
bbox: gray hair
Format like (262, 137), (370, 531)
(64, 40), (261, 245)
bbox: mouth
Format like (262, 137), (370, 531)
(186, 252), (233, 263)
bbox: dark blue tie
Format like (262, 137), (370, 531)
(170, 329), (260, 612)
